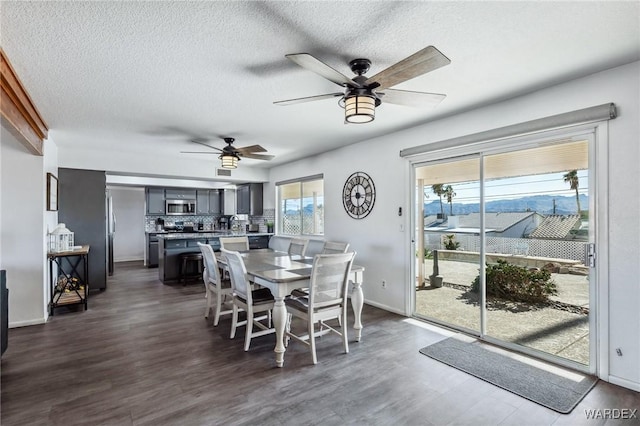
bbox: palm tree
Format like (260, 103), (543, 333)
(444, 185), (456, 215)
(431, 184), (445, 217)
(563, 170), (581, 214)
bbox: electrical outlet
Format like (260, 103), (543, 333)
(382, 280), (387, 288)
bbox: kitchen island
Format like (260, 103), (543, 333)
(156, 232), (272, 284)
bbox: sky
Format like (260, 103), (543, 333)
(424, 170), (589, 205)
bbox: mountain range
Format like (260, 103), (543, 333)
(425, 194), (588, 216)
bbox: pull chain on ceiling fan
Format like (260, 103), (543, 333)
(180, 137), (274, 169)
(274, 45), (451, 124)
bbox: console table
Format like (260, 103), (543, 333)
(48, 245), (90, 315)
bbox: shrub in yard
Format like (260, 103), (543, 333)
(443, 234), (460, 250)
(471, 259), (557, 303)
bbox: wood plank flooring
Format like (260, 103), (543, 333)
(1, 261), (637, 425)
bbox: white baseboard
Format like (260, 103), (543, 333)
(9, 317), (47, 328)
(363, 299), (406, 316)
(115, 257), (144, 262)
(607, 375), (640, 392)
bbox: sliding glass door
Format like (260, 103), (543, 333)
(482, 141), (590, 365)
(413, 135), (593, 368)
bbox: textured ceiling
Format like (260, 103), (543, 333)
(1, 1), (639, 172)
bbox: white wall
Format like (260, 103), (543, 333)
(110, 187), (145, 262)
(43, 136), (59, 316)
(267, 61), (640, 389)
(0, 121), (56, 327)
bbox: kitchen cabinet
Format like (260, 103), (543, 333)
(248, 235), (270, 249)
(165, 188), (197, 200)
(209, 190), (223, 214)
(146, 187), (165, 214)
(236, 183), (263, 215)
(223, 189), (236, 215)
(147, 233), (159, 267)
(196, 190), (210, 214)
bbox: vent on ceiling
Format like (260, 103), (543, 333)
(216, 168), (232, 177)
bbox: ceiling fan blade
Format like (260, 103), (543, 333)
(240, 153), (275, 161)
(180, 151), (220, 155)
(191, 140), (223, 151)
(236, 144), (267, 154)
(286, 53), (361, 88)
(377, 89), (446, 107)
(274, 92), (344, 106)
(365, 46), (450, 91)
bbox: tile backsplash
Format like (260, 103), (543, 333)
(145, 208), (275, 232)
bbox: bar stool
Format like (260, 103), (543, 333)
(179, 252), (203, 285)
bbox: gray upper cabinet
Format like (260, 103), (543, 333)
(146, 187), (165, 214)
(145, 187), (234, 216)
(196, 190), (210, 214)
(236, 183), (263, 215)
(164, 188), (197, 199)
(209, 190), (222, 215)
(223, 189), (236, 215)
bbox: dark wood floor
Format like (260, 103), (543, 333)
(1, 261), (637, 425)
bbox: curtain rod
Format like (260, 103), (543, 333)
(400, 103), (616, 158)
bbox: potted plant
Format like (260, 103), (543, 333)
(265, 221), (274, 234)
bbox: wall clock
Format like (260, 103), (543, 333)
(342, 172), (376, 219)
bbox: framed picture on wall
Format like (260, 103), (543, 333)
(47, 173), (58, 211)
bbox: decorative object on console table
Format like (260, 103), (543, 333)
(48, 223), (74, 253)
(46, 172), (58, 211)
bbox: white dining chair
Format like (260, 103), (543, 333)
(290, 240), (349, 298)
(288, 238), (309, 256)
(219, 236), (250, 252)
(321, 241), (350, 254)
(198, 242), (233, 326)
(285, 251), (356, 364)
(221, 248), (276, 351)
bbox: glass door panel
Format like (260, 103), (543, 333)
(415, 157), (481, 334)
(482, 140), (590, 365)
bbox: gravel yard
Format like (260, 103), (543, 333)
(416, 259), (590, 365)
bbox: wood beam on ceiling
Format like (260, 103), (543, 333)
(0, 48), (48, 156)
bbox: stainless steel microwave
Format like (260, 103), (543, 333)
(165, 199), (196, 215)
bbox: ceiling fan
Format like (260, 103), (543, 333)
(181, 137), (274, 169)
(274, 45), (450, 124)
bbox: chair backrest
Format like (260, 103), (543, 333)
(198, 242), (222, 286)
(219, 236), (249, 252)
(321, 241), (350, 254)
(308, 252), (356, 309)
(220, 248), (251, 302)
(288, 238), (309, 256)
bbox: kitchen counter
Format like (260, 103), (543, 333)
(156, 232), (273, 283)
(155, 231), (273, 239)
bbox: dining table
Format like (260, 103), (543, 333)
(216, 248), (365, 367)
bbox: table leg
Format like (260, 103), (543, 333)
(272, 296), (287, 367)
(351, 279), (364, 342)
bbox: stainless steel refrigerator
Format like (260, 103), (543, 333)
(107, 192), (116, 276)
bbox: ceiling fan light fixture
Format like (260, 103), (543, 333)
(220, 153), (239, 169)
(344, 94), (375, 123)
